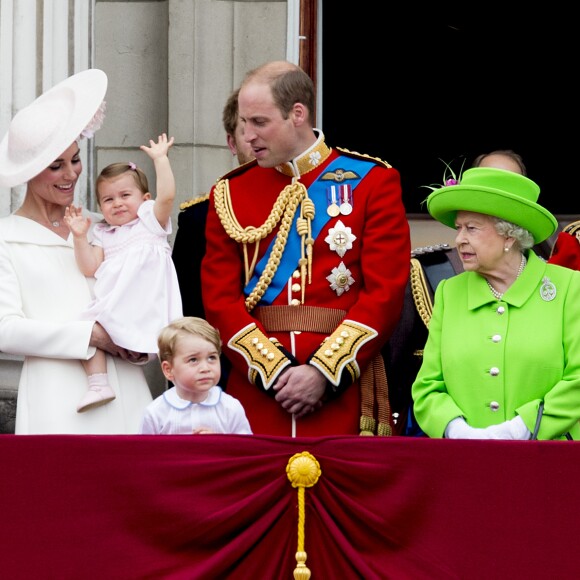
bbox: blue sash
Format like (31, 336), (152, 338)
(245, 155), (375, 304)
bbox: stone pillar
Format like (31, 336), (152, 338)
(0, 0), (95, 215)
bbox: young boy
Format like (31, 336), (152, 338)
(140, 317), (252, 434)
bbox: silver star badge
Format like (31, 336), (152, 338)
(326, 262), (355, 296)
(324, 220), (357, 258)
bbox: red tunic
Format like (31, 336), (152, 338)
(202, 137), (410, 436)
(548, 222), (580, 271)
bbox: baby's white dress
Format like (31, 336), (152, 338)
(84, 199), (183, 354)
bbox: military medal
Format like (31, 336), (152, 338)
(339, 184), (353, 215)
(326, 262), (355, 296)
(324, 220), (357, 257)
(327, 185), (340, 217)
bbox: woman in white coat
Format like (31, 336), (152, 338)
(0, 69), (153, 434)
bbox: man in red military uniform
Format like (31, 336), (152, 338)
(202, 61), (410, 437)
(548, 221), (580, 270)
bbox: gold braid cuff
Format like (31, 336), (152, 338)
(309, 320), (378, 386)
(228, 324), (292, 390)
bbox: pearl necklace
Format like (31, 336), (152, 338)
(486, 254), (527, 300)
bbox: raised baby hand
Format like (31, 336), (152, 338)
(140, 133), (174, 161)
(64, 205), (91, 237)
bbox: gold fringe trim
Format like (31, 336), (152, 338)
(359, 354), (392, 436)
(335, 146), (392, 169)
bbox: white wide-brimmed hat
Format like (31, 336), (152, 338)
(0, 68), (108, 188)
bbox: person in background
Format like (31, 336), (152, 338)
(548, 221), (580, 270)
(0, 69), (153, 434)
(544, 142), (579, 268)
(171, 89), (254, 391)
(472, 149), (527, 175)
(201, 60), (411, 437)
(411, 167), (580, 440)
(64, 133), (182, 413)
(172, 88), (254, 320)
(472, 148), (560, 259)
(140, 317), (252, 435)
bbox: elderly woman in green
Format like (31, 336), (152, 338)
(412, 168), (580, 440)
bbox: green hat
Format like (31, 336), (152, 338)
(426, 167), (558, 243)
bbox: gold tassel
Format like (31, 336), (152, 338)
(359, 355), (392, 436)
(286, 452), (322, 579)
(301, 197), (315, 284)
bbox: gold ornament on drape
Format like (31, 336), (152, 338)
(286, 452), (322, 579)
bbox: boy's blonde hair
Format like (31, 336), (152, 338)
(158, 317), (222, 363)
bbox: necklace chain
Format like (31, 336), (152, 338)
(19, 211), (61, 228)
(486, 254), (527, 300)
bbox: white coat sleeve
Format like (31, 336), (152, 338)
(0, 238), (96, 360)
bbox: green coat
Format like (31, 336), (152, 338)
(412, 251), (580, 440)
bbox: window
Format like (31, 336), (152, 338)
(318, 11), (576, 217)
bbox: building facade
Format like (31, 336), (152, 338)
(0, 0), (302, 422)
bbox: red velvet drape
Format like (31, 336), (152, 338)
(0, 435), (578, 579)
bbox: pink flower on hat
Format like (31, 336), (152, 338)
(80, 101), (107, 139)
(422, 158), (466, 193)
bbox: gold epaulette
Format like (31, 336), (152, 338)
(335, 146), (392, 169)
(563, 220), (580, 236)
(179, 193), (209, 211)
(410, 257), (433, 329)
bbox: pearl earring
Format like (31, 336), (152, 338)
(504, 247), (509, 253)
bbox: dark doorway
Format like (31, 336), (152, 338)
(321, 12), (576, 217)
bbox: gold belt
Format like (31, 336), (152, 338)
(254, 305), (346, 333)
